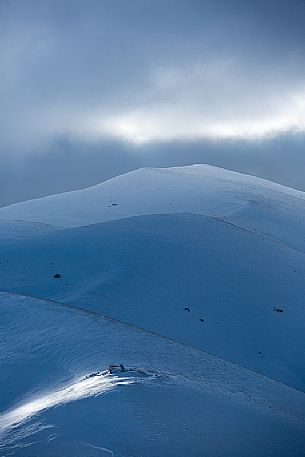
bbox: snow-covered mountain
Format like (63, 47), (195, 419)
(1, 165), (305, 456)
(1, 212), (305, 391)
(1, 164), (305, 251)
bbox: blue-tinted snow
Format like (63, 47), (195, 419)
(1, 293), (305, 457)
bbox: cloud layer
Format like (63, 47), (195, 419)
(1, 0), (305, 203)
(2, 0), (305, 149)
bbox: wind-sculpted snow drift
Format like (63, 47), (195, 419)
(1, 165), (305, 456)
(0, 371), (134, 436)
(1, 293), (305, 457)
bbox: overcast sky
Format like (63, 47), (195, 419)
(1, 0), (305, 206)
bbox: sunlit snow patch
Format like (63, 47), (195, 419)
(0, 372), (134, 436)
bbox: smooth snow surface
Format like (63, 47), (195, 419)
(0, 220), (57, 239)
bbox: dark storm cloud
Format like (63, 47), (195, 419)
(1, 0), (305, 204)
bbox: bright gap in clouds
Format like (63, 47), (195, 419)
(97, 106), (305, 144)
(75, 63), (305, 145)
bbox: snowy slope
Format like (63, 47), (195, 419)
(1, 213), (305, 391)
(1, 165), (305, 251)
(1, 292), (305, 457)
(2, 165), (305, 456)
(0, 220), (57, 240)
